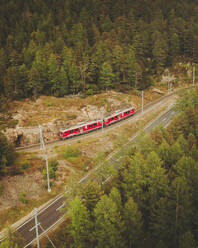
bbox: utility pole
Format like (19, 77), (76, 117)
(39, 124), (51, 192)
(39, 125), (45, 150)
(39, 224), (56, 248)
(193, 66), (195, 86)
(142, 91), (144, 113)
(45, 155), (51, 193)
(34, 208), (40, 248)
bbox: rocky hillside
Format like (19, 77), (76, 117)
(3, 89), (164, 146)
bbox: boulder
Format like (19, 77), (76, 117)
(152, 88), (164, 94)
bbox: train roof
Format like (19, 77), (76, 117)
(60, 106), (134, 132)
(60, 119), (103, 132)
(104, 106), (134, 119)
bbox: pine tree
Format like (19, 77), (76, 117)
(80, 181), (103, 212)
(68, 196), (93, 248)
(179, 231), (196, 248)
(123, 197), (143, 248)
(152, 31), (168, 74)
(99, 62), (115, 90)
(94, 194), (125, 248)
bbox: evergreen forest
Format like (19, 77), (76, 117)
(64, 89), (198, 248)
(1, 0), (198, 100)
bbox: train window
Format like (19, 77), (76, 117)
(93, 123), (97, 127)
(125, 112), (128, 115)
(70, 130), (73, 134)
(75, 128), (80, 132)
(88, 125), (92, 129)
(64, 131), (67, 135)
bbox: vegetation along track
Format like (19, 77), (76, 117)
(15, 90), (177, 153)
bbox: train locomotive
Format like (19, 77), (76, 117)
(59, 106), (135, 140)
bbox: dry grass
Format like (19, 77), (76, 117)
(8, 87), (169, 127)
(0, 86), (176, 232)
(0, 104), (169, 232)
(110, 106), (167, 149)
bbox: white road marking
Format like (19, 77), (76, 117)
(29, 223), (40, 232)
(24, 216), (65, 248)
(56, 203), (65, 211)
(1, 92), (179, 245)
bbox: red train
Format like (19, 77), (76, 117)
(59, 107), (135, 140)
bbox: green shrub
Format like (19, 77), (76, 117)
(0, 132), (16, 176)
(21, 161), (31, 170)
(64, 147), (80, 159)
(20, 192), (28, 204)
(41, 159), (58, 179)
(49, 159), (58, 179)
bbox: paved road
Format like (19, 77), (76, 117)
(10, 105), (176, 248)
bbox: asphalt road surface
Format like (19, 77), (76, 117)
(8, 106), (176, 248)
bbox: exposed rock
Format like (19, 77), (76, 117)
(81, 105), (101, 120)
(187, 69), (192, 78)
(3, 128), (23, 145)
(3, 92), (137, 147)
(152, 88), (164, 94)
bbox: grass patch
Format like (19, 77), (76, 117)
(0, 182), (64, 232)
(19, 192), (28, 204)
(21, 161), (32, 171)
(64, 147), (80, 159)
(41, 159), (58, 179)
(0, 94), (173, 232)
(111, 106), (167, 150)
(14, 152), (41, 173)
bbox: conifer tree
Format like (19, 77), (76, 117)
(94, 191), (125, 248)
(123, 197), (143, 248)
(69, 196), (93, 248)
(99, 62), (115, 90)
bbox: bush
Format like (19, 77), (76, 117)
(21, 161), (31, 170)
(0, 132), (16, 176)
(20, 192), (28, 204)
(41, 159), (58, 179)
(49, 159), (58, 179)
(64, 147), (80, 159)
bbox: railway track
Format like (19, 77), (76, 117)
(0, 87), (189, 246)
(2, 101), (177, 248)
(15, 90), (176, 153)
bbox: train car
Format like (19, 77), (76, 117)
(104, 107), (135, 126)
(59, 120), (103, 140)
(59, 106), (135, 140)
(59, 123), (83, 140)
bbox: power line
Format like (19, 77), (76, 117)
(34, 208), (40, 248)
(45, 155), (51, 193)
(39, 125), (45, 150)
(39, 125), (51, 193)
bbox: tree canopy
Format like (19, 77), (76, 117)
(1, 0), (198, 99)
(65, 88), (198, 248)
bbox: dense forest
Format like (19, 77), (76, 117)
(2, 90), (198, 248)
(1, 0), (198, 101)
(59, 88), (198, 248)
